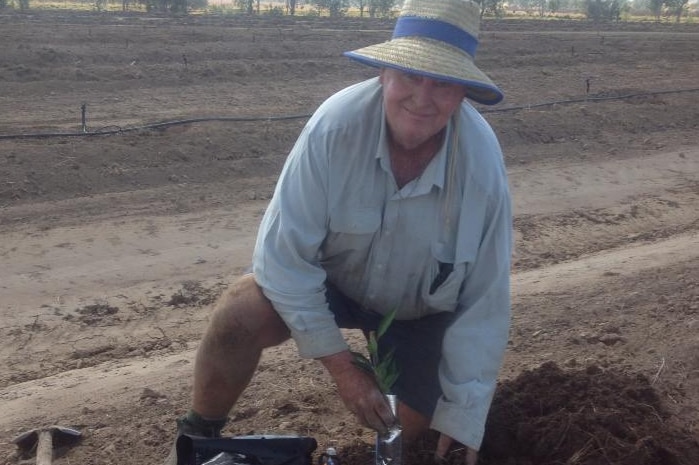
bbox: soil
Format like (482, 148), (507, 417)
(1, 10), (698, 465)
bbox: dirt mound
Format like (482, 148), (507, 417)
(477, 362), (699, 465)
(324, 362), (699, 465)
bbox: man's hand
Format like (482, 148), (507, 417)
(318, 350), (394, 434)
(435, 433), (478, 465)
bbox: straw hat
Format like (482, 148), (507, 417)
(344, 0), (503, 105)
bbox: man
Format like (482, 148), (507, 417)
(167, 1), (512, 464)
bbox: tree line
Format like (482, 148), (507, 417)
(231, 0), (397, 18)
(0, 0), (692, 22)
(482, 0), (690, 22)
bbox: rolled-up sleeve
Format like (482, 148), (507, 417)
(431, 178), (512, 450)
(252, 124), (348, 359)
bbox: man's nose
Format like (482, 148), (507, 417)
(413, 79), (435, 106)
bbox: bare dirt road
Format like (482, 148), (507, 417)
(0, 11), (698, 465)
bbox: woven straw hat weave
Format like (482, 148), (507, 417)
(344, 0), (503, 105)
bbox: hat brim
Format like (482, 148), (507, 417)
(345, 37), (503, 106)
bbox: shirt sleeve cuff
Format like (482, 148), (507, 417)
(290, 325), (349, 359)
(430, 397), (488, 451)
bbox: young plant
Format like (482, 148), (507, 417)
(351, 308), (399, 394)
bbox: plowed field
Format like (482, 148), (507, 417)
(1, 11), (698, 465)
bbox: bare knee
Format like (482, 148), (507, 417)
(207, 274), (290, 349)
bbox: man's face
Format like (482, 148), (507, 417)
(379, 68), (466, 151)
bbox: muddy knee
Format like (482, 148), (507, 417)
(208, 274), (290, 348)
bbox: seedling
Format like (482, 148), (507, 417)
(351, 309), (399, 394)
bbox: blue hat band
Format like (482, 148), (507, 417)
(392, 17), (478, 57)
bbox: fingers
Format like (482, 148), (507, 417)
(319, 351), (394, 433)
(466, 447), (478, 465)
(434, 433), (453, 461)
(356, 395), (392, 433)
(346, 379), (394, 433)
(434, 433), (478, 465)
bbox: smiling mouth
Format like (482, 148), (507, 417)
(404, 108), (435, 120)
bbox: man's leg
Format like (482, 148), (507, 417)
(398, 402), (431, 443)
(165, 275), (291, 464)
(191, 273), (291, 419)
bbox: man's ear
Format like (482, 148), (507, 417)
(378, 68), (386, 84)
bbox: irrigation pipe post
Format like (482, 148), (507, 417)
(81, 103), (87, 133)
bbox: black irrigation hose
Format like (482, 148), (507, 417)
(481, 87), (699, 113)
(1, 88), (698, 141)
(0, 114), (313, 140)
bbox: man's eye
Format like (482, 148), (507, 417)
(436, 78), (460, 89)
(402, 72), (421, 83)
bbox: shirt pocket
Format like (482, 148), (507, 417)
(327, 207), (381, 253)
(421, 241), (467, 313)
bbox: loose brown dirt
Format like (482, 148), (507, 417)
(0, 11), (698, 465)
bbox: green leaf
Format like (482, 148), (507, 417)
(383, 346), (397, 361)
(351, 351), (375, 376)
(368, 332), (379, 364)
(356, 309), (401, 394)
(375, 360), (399, 393)
(374, 347), (398, 393)
(382, 370), (400, 394)
(376, 308), (397, 339)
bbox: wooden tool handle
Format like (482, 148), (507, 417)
(36, 430), (54, 465)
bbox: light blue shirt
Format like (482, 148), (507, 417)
(253, 77), (512, 450)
